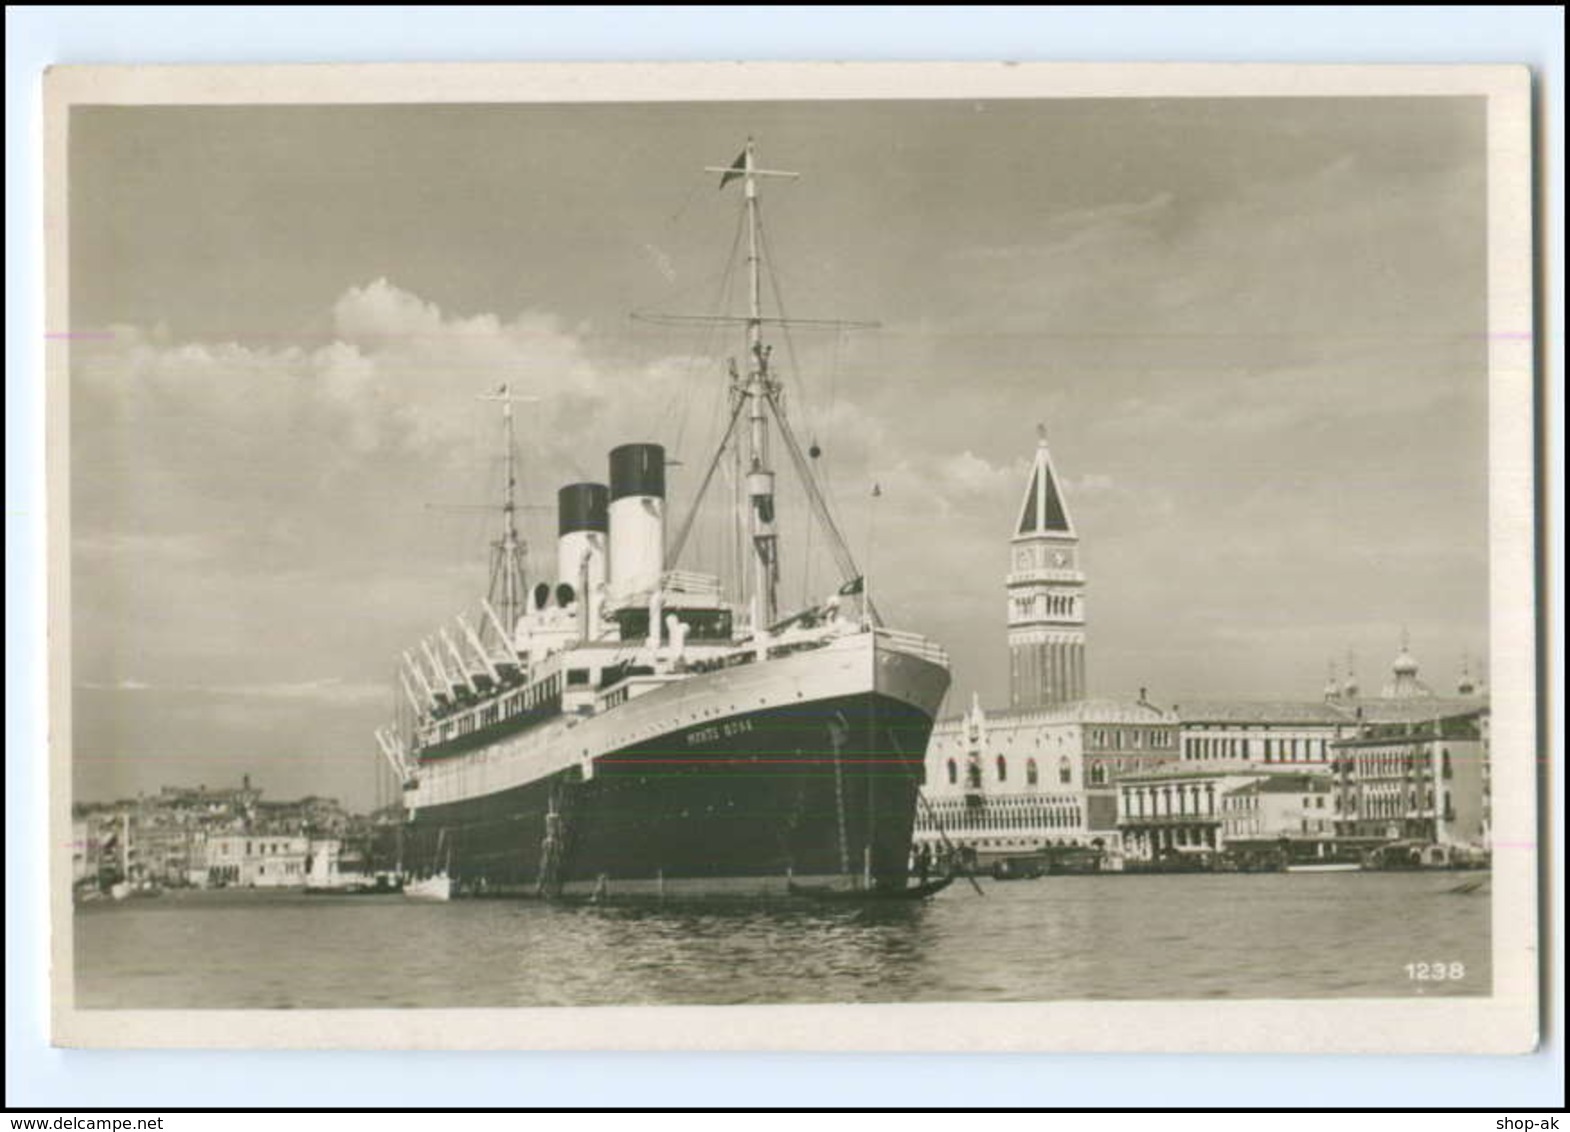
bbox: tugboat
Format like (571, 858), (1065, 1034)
(376, 141), (952, 900)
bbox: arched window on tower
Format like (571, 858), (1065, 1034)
(1090, 763), (1107, 786)
(1058, 757), (1072, 785)
(996, 756), (1008, 783)
(1026, 758), (1039, 786)
(946, 759), (957, 786)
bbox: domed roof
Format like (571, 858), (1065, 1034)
(1389, 629), (1421, 677)
(1381, 633), (1433, 699)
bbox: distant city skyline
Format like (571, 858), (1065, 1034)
(69, 97), (1491, 808)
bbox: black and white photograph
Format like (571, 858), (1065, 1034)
(43, 61), (1538, 1053)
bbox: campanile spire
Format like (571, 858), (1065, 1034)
(1007, 425), (1085, 709)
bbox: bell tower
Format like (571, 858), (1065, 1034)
(1007, 425), (1086, 709)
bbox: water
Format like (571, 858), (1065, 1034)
(74, 872), (1491, 1009)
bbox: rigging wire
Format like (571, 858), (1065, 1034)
(676, 202), (746, 579)
(755, 201), (871, 607)
(637, 202), (746, 587)
(664, 394), (749, 569)
(626, 192), (748, 584)
(756, 203), (820, 448)
(664, 174), (701, 228)
(755, 202), (820, 607)
(766, 387), (863, 588)
(666, 204), (747, 459)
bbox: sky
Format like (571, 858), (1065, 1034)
(67, 96), (1492, 809)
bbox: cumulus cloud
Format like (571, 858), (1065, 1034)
(936, 450), (1023, 497)
(1065, 473), (1116, 494)
(72, 280), (711, 540)
(69, 280), (727, 729)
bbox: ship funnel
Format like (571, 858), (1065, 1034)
(557, 482), (608, 602)
(608, 443), (665, 603)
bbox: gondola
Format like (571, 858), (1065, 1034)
(786, 873), (955, 901)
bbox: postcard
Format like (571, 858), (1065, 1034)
(45, 61), (1538, 1052)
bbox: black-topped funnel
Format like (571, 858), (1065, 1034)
(557, 482), (610, 536)
(607, 443), (666, 601)
(609, 443), (666, 502)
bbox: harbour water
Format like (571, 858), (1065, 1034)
(74, 872), (1490, 1009)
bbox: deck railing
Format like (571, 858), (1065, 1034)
(874, 627), (950, 667)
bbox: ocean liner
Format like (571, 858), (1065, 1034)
(375, 141), (952, 899)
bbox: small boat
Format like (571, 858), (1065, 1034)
(107, 881), (131, 900)
(1285, 862), (1361, 873)
(787, 874), (954, 902)
(1445, 875), (1490, 895)
(306, 873), (404, 895)
(402, 873), (452, 901)
(990, 856), (1045, 881)
(403, 830), (452, 901)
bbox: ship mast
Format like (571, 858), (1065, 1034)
(707, 138), (798, 627)
(477, 384), (534, 639)
(651, 140), (873, 625)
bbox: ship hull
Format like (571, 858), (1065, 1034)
(402, 689), (938, 898)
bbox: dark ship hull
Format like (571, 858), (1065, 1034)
(404, 692), (934, 898)
(400, 631), (949, 899)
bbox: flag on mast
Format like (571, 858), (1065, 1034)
(718, 149), (746, 189)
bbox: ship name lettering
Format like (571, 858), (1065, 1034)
(686, 719), (753, 745)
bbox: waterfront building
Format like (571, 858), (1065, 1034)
(1175, 700), (1349, 767)
(132, 811), (197, 885)
(193, 832), (312, 887)
(1320, 639), (1492, 853)
(1174, 638), (1487, 779)
(1116, 764), (1265, 861)
(245, 793), (353, 836)
(916, 693), (1179, 861)
(156, 775), (262, 820)
(1118, 765), (1342, 863)
(1220, 773), (1335, 843)
(76, 806), (138, 884)
(1330, 700), (1490, 851)
(72, 777), (373, 890)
